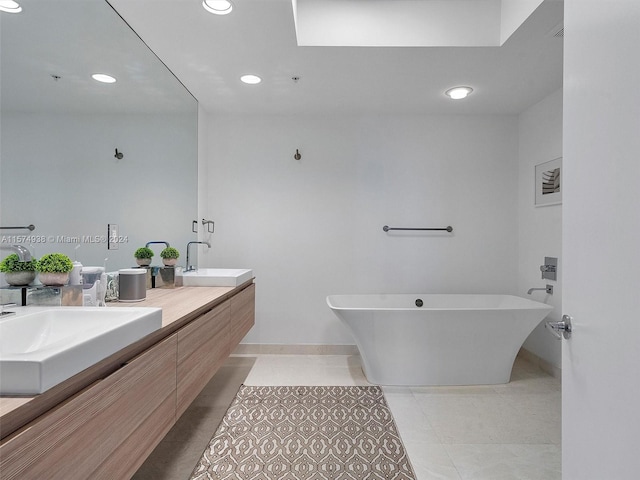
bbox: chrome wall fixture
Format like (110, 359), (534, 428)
(0, 224), (35, 231)
(202, 219), (215, 233)
(527, 284), (553, 295)
(192, 219), (215, 233)
(383, 225), (453, 233)
(540, 257), (557, 281)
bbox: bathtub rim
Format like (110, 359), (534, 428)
(326, 293), (553, 312)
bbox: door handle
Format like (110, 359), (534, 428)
(546, 314), (572, 340)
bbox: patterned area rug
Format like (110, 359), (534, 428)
(190, 385), (416, 480)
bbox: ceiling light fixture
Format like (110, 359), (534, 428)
(445, 86), (473, 100)
(92, 73), (117, 84)
(202, 0), (233, 15)
(0, 1), (22, 13)
(240, 74), (262, 85)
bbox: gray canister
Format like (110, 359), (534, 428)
(118, 268), (147, 302)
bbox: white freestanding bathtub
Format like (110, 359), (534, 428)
(326, 294), (553, 386)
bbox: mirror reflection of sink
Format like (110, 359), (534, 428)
(0, 307), (162, 395)
(176, 268), (253, 287)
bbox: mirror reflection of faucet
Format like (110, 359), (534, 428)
(0, 245), (32, 261)
(527, 284), (553, 295)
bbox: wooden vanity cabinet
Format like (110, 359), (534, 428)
(0, 283), (256, 480)
(0, 335), (177, 480)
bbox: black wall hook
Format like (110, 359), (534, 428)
(114, 148), (124, 159)
(294, 149), (301, 160)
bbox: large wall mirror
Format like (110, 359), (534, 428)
(0, 0), (198, 273)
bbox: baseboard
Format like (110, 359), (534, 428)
(518, 347), (562, 379)
(233, 344), (359, 355)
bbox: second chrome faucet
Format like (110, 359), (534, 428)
(185, 241), (210, 272)
(527, 284), (553, 295)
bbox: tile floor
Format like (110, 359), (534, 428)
(133, 354), (561, 480)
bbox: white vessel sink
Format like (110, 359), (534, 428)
(176, 268), (253, 287)
(0, 306), (162, 395)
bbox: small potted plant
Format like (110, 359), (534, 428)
(134, 247), (154, 266)
(37, 253), (73, 286)
(159, 247), (180, 266)
(0, 253), (38, 286)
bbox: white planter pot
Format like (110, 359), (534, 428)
(39, 272), (70, 286)
(4, 271), (36, 286)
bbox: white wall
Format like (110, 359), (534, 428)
(518, 88), (563, 368)
(203, 113), (519, 345)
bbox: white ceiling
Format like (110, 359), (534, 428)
(108, 0), (563, 116)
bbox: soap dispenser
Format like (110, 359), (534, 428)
(70, 261), (83, 285)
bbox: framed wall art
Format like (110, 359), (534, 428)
(535, 157), (562, 206)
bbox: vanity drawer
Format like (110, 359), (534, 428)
(229, 283), (255, 348)
(176, 300), (230, 417)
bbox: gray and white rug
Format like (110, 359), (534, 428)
(190, 385), (416, 480)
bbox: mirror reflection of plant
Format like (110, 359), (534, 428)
(36, 253), (73, 273)
(0, 254), (38, 273)
(160, 247), (180, 259)
(134, 247), (154, 259)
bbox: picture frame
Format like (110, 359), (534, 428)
(535, 157), (562, 206)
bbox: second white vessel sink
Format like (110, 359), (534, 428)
(0, 306), (162, 395)
(176, 268), (253, 287)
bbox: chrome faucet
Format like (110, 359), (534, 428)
(527, 285), (553, 295)
(145, 241), (170, 249)
(0, 245), (32, 261)
(185, 241), (210, 272)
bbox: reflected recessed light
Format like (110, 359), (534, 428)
(240, 74), (262, 85)
(202, 0), (232, 15)
(0, 1), (22, 13)
(92, 73), (117, 84)
(445, 86), (473, 100)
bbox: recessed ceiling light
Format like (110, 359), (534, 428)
(240, 74), (262, 85)
(0, 1), (22, 13)
(445, 86), (473, 100)
(92, 73), (117, 84)
(202, 0), (232, 15)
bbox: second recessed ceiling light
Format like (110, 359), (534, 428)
(240, 74), (262, 85)
(92, 73), (117, 84)
(445, 86), (473, 100)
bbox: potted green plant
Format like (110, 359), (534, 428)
(159, 247), (180, 266)
(36, 253), (73, 286)
(0, 253), (38, 286)
(134, 247), (154, 266)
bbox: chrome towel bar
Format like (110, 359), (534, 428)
(383, 225), (453, 233)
